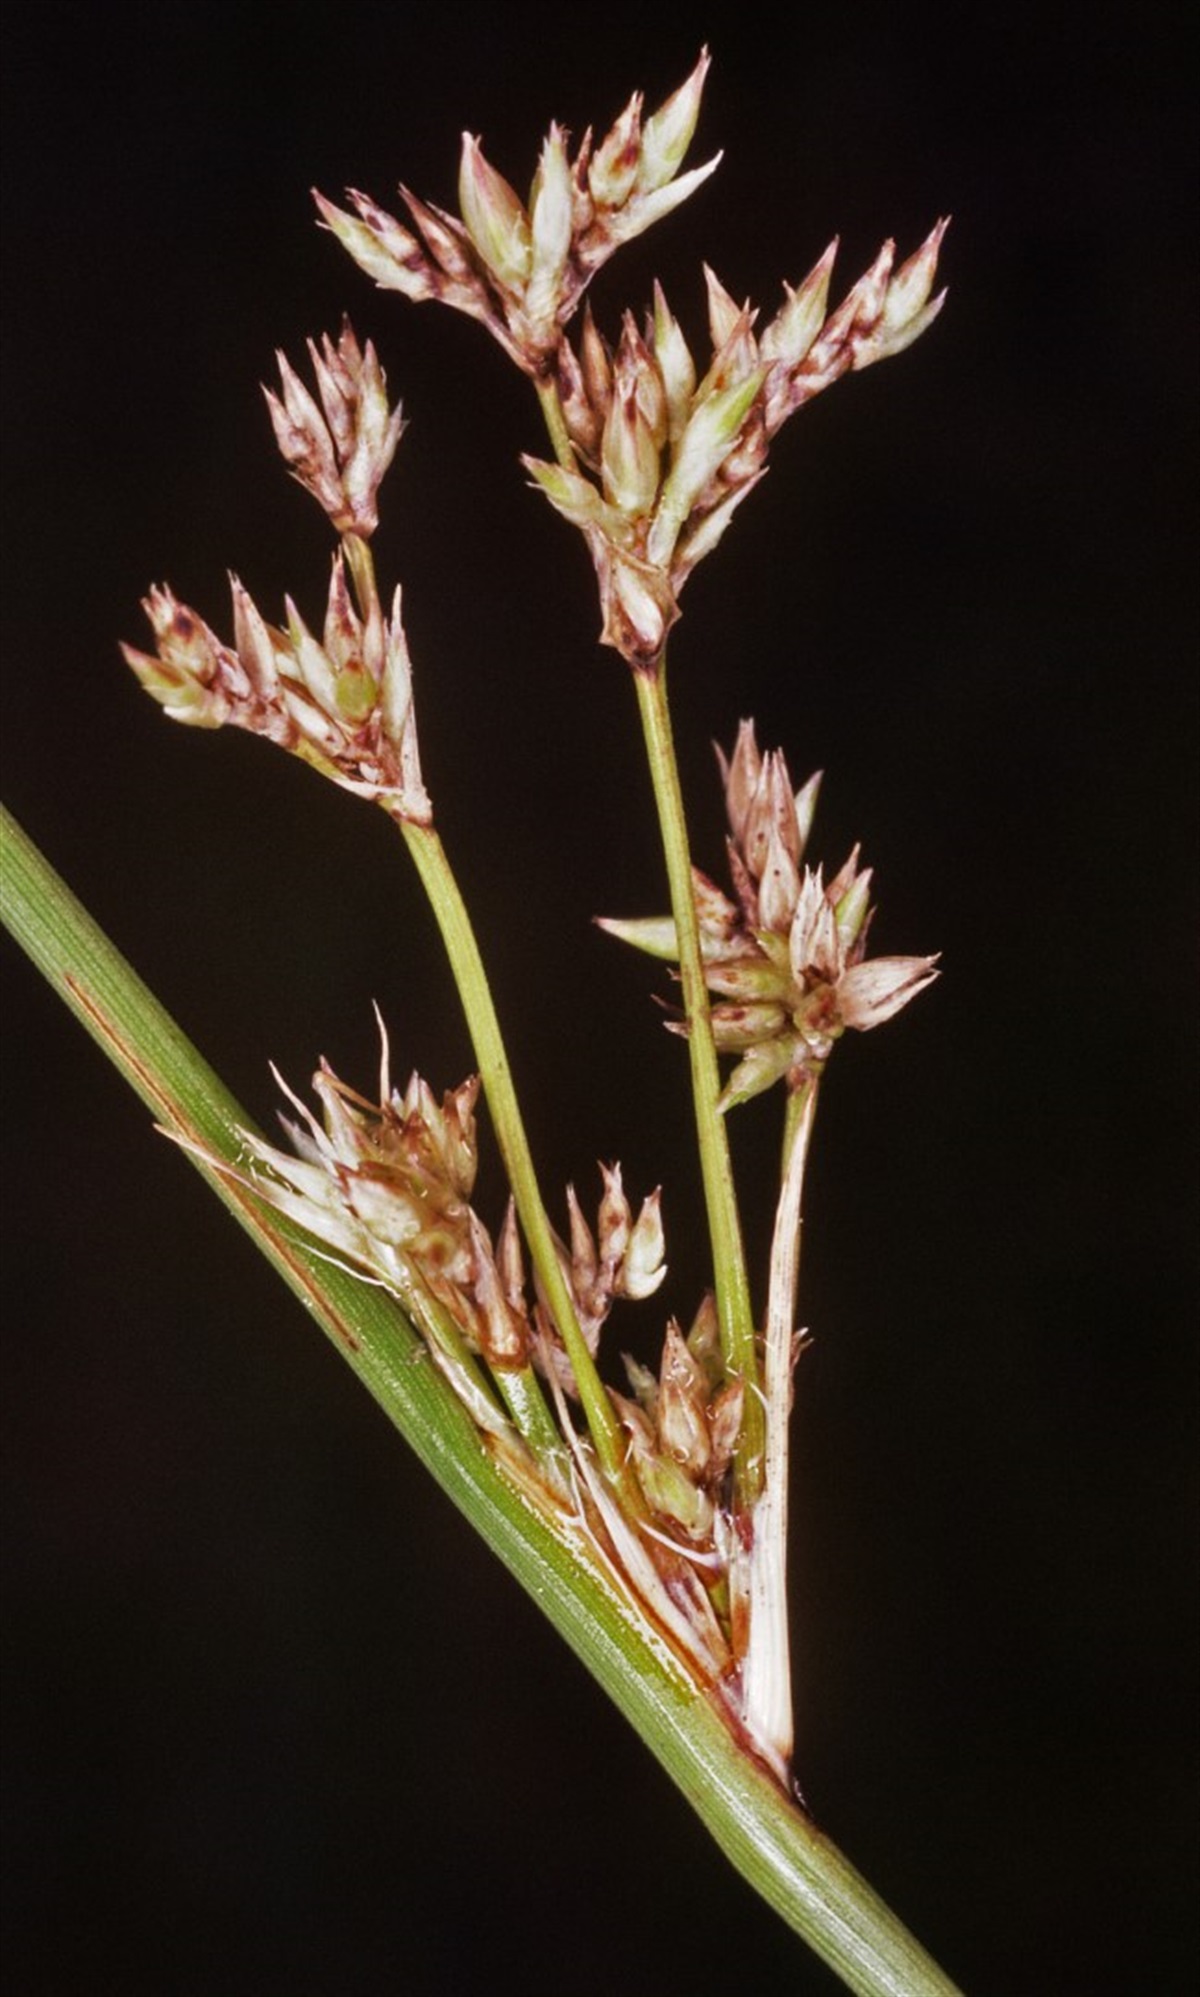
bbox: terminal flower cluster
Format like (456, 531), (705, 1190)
(525, 225), (946, 667)
(122, 338), (430, 824)
(314, 51), (718, 371)
(264, 319), (405, 538)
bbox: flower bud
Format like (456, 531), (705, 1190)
(522, 454), (611, 533)
(719, 719), (762, 843)
(717, 1036), (802, 1113)
(526, 125), (573, 333)
(614, 314), (668, 450)
(691, 867), (743, 945)
(686, 1292), (721, 1380)
(760, 241), (837, 371)
(830, 850), (873, 954)
(554, 336), (602, 460)
(637, 47), (711, 193)
(794, 769), (822, 859)
(756, 819), (802, 935)
(647, 367), (764, 567)
(284, 596), (341, 715)
(597, 1163), (631, 1270)
(707, 1378), (744, 1484)
(469, 1214), (530, 1367)
(580, 305), (613, 426)
(565, 1183), (599, 1299)
(703, 957), (792, 1002)
(399, 184), (480, 286)
(704, 264), (743, 352)
(614, 1395), (714, 1538)
(623, 1188), (666, 1300)
(313, 189), (438, 302)
(264, 323), (404, 537)
(652, 281), (697, 442)
(671, 475), (765, 586)
(602, 552), (671, 661)
(458, 136), (533, 290)
(497, 1199), (526, 1311)
(589, 92), (642, 208)
(120, 590), (237, 729)
(601, 377), (661, 517)
(381, 586), (431, 826)
(742, 748), (799, 879)
(658, 1321), (711, 1479)
(602, 155), (723, 248)
(877, 218), (949, 344)
(229, 576), (281, 704)
(593, 913), (681, 960)
(836, 954), (940, 1029)
(789, 868), (841, 986)
(710, 1001), (791, 1051)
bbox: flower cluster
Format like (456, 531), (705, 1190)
(525, 225), (947, 667)
(264, 319), (405, 538)
(614, 1296), (743, 1543)
(122, 553), (431, 823)
(229, 1030), (665, 1402)
(122, 323), (432, 820)
(313, 51), (946, 673)
(314, 52), (718, 373)
(602, 719), (939, 1105)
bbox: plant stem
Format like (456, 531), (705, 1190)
(740, 1078), (819, 1777)
(2, 804), (964, 1996)
(396, 815), (627, 1485)
(633, 660), (763, 1503)
(343, 530), (583, 1480)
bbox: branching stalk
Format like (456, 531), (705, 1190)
(633, 659), (763, 1502)
(342, 532), (580, 1480)
(395, 813), (627, 1486)
(1, 806), (963, 1997)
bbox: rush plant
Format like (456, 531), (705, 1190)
(2, 53), (960, 1996)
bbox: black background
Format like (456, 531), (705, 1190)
(2, 3), (1195, 1992)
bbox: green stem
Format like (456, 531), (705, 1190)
(633, 661), (763, 1503)
(1, 804), (962, 1997)
(340, 530), (567, 1474)
(396, 815), (627, 1486)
